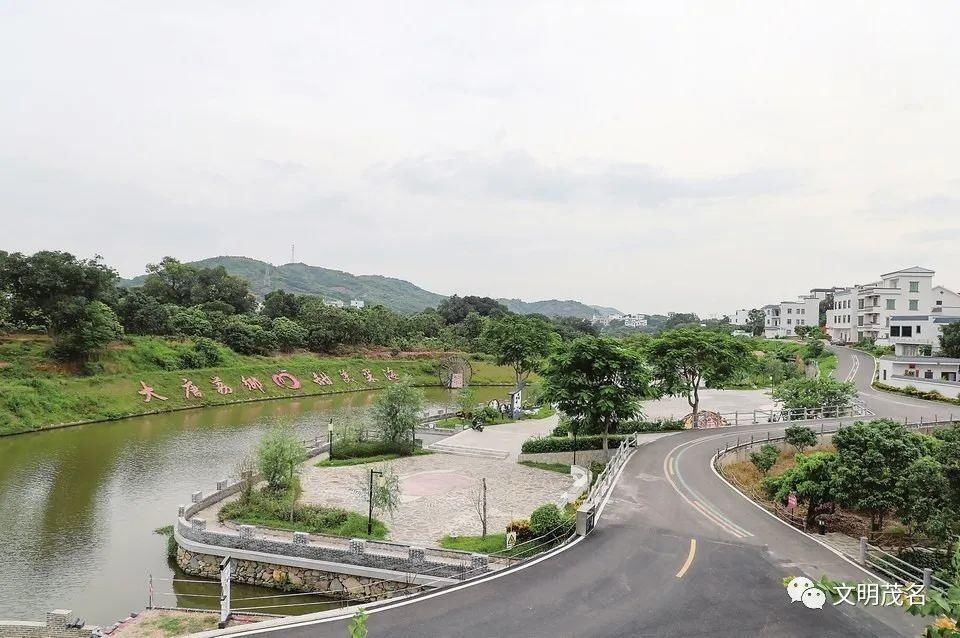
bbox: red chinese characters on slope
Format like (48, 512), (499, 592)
(137, 366), (402, 402)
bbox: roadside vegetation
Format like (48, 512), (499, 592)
(722, 420), (960, 582)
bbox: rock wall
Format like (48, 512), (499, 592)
(0, 611), (94, 638)
(177, 549), (420, 602)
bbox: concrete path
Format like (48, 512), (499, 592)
(641, 388), (775, 420)
(430, 414), (559, 461)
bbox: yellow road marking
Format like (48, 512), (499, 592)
(676, 538), (697, 578)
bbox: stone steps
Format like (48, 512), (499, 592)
(427, 441), (510, 460)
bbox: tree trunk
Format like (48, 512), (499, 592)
(689, 384), (700, 428)
(805, 495), (820, 529)
(481, 478), (487, 538)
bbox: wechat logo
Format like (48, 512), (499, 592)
(787, 576), (827, 610)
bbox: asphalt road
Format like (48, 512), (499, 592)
(226, 345), (941, 638)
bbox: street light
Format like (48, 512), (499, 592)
(367, 468), (384, 536)
(327, 418), (334, 459)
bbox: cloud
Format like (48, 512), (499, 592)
(862, 193), (960, 219)
(900, 227), (960, 243)
(370, 151), (798, 206)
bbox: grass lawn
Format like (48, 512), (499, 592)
(0, 334), (518, 435)
(439, 533), (508, 553)
(317, 448), (433, 467)
(518, 460), (571, 474)
(818, 352), (838, 379)
(219, 489), (387, 539)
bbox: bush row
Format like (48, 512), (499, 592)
(521, 434), (631, 454)
(331, 439), (412, 460)
(550, 418), (683, 437)
(874, 381), (960, 406)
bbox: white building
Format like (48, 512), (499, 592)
(350, 299), (365, 309)
(623, 314), (647, 328)
(731, 308), (751, 327)
(762, 296), (819, 338)
(323, 298), (345, 308)
(826, 266), (939, 345)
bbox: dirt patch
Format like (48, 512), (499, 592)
(109, 609), (265, 637)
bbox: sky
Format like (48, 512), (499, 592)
(1, 1), (959, 316)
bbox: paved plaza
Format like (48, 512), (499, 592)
(299, 452), (576, 546)
(641, 389), (775, 420)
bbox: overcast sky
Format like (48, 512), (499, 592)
(2, 1), (958, 315)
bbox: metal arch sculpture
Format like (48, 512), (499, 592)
(437, 355), (473, 388)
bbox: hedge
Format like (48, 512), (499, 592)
(522, 434), (630, 454)
(550, 418), (684, 437)
(874, 381), (960, 406)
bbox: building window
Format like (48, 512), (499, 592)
(936, 300), (943, 306)
(909, 300), (919, 311)
(886, 299), (895, 310)
(902, 326), (913, 337)
(858, 316), (864, 326)
(891, 326), (901, 337)
(916, 325), (921, 334)
(787, 308), (792, 314)
(909, 281), (919, 293)
(787, 319), (792, 325)
(858, 299), (864, 309)
(924, 370), (934, 379)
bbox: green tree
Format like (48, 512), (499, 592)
(220, 315), (277, 355)
(804, 337), (825, 360)
(541, 336), (650, 454)
(771, 377), (856, 413)
(272, 316), (308, 352)
(784, 425), (818, 453)
(941, 321), (960, 358)
(256, 426), (306, 491)
(833, 419), (926, 531)
(747, 308), (766, 336)
(262, 290), (301, 319)
(370, 379), (423, 452)
(896, 455), (957, 543)
(645, 328), (752, 428)
(436, 295), (508, 324)
(749, 443), (780, 476)
(764, 451), (837, 527)
(168, 305), (214, 338)
(116, 289), (171, 335)
(482, 314), (559, 386)
(50, 300), (123, 362)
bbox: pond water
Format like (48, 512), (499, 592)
(0, 386), (508, 625)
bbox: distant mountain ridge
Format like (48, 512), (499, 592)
(121, 256), (621, 318)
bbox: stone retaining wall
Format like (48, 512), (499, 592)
(517, 449), (610, 466)
(0, 611), (94, 638)
(177, 518), (485, 579)
(177, 549), (420, 601)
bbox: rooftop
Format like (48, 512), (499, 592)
(881, 266), (935, 277)
(880, 355), (960, 364)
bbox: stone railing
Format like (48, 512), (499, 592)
(178, 455), (491, 583)
(176, 516), (486, 580)
(0, 610), (95, 638)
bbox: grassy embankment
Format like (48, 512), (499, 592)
(0, 334), (517, 435)
(726, 338), (838, 388)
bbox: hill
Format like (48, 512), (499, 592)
(498, 298), (623, 320)
(122, 256), (622, 318)
(123, 256), (446, 314)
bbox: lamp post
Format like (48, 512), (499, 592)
(572, 422), (578, 467)
(327, 419), (334, 459)
(367, 468), (383, 536)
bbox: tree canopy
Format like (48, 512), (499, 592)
(482, 314), (559, 386)
(771, 377), (857, 413)
(645, 328), (752, 426)
(541, 336), (650, 453)
(940, 321), (960, 358)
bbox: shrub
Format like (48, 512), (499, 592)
(257, 426), (307, 491)
(617, 419), (685, 434)
(332, 439), (406, 460)
(784, 425), (818, 452)
(749, 443), (780, 475)
(521, 434), (629, 454)
(179, 337), (223, 369)
(506, 519), (534, 543)
(529, 504), (565, 537)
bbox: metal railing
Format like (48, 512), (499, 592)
(714, 416), (959, 595)
(585, 432), (639, 508)
(716, 400), (872, 427)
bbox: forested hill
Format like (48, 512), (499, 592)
(123, 256), (445, 314)
(123, 256), (622, 318)
(498, 298), (623, 319)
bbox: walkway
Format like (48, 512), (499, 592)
(429, 413), (559, 460)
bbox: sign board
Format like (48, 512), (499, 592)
(510, 388), (522, 417)
(450, 373), (464, 389)
(505, 531), (517, 549)
(787, 492), (798, 510)
(219, 556), (232, 627)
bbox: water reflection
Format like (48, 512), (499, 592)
(0, 387), (506, 624)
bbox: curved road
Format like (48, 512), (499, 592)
(224, 346), (945, 637)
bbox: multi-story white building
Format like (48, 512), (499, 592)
(350, 299), (365, 309)
(731, 308), (751, 327)
(826, 267), (942, 345)
(323, 298), (345, 308)
(623, 314), (647, 328)
(762, 296), (819, 338)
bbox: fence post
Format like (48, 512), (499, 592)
(750, 434), (754, 447)
(922, 567), (932, 592)
(753, 410), (757, 424)
(858, 537), (867, 565)
(920, 415), (924, 427)
(767, 431), (770, 442)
